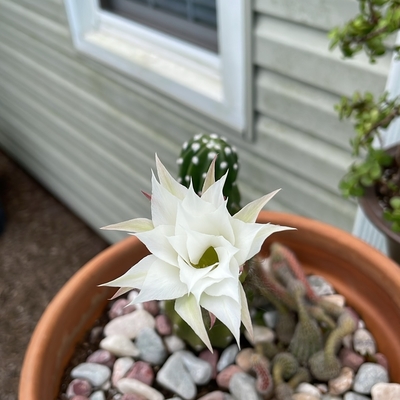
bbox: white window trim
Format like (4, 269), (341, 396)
(64, 0), (252, 134)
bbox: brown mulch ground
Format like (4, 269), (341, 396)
(0, 149), (109, 400)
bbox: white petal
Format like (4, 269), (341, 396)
(155, 154), (187, 199)
(175, 294), (212, 351)
(200, 294), (242, 347)
(201, 172), (227, 207)
(109, 287), (133, 300)
(233, 189), (280, 223)
(135, 259), (187, 302)
(100, 254), (154, 289)
(201, 156), (217, 193)
(136, 225), (178, 265)
(101, 218), (154, 233)
(239, 284), (253, 339)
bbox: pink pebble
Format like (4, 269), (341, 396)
(70, 396), (90, 400)
(198, 390), (226, 400)
(155, 314), (172, 336)
(375, 353), (389, 370)
(108, 299), (136, 319)
(121, 394), (146, 400)
(66, 379), (92, 398)
(126, 361), (154, 386)
(216, 365), (243, 389)
(142, 300), (159, 316)
(339, 347), (364, 372)
(86, 349), (116, 368)
(199, 349), (219, 379)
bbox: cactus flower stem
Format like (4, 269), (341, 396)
(251, 353), (274, 396)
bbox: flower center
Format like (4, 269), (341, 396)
(193, 246), (219, 269)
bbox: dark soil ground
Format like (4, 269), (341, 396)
(0, 149), (109, 400)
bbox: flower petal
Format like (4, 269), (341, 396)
(175, 294), (212, 351)
(239, 284), (253, 339)
(100, 254), (154, 289)
(155, 154), (187, 199)
(201, 171), (227, 208)
(135, 259), (187, 303)
(233, 189), (280, 223)
(101, 218), (154, 233)
(201, 156), (217, 194)
(200, 293), (241, 347)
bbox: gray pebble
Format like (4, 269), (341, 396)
(179, 350), (212, 385)
(353, 363), (389, 394)
(217, 344), (239, 372)
(353, 329), (376, 356)
(307, 275), (335, 296)
(262, 310), (278, 328)
(157, 352), (196, 400)
(135, 327), (167, 365)
(90, 391), (106, 400)
(229, 372), (262, 400)
(164, 335), (186, 353)
(71, 363), (111, 387)
(343, 392), (370, 400)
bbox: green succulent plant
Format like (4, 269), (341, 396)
(329, 0), (400, 232)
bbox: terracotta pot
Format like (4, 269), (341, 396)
(19, 211), (400, 400)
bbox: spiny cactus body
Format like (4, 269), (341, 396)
(177, 133), (241, 214)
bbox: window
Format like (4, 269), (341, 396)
(64, 0), (252, 134)
(99, 0), (218, 52)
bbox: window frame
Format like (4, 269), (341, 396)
(64, 0), (253, 135)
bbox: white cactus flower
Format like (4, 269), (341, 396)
(102, 155), (292, 351)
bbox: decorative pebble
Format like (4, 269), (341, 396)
(108, 298), (136, 319)
(217, 344), (239, 372)
(126, 361), (154, 386)
(353, 329), (376, 356)
(374, 353), (389, 370)
(295, 382), (321, 398)
(328, 367), (354, 395)
(235, 348), (255, 372)
(315, 384), (328, 394)
(216, 365), (242, 389)
(87, 349), (116, 368)
(292, 394), (320, 400)
(307, 275), (335, 296)
(143, 300), (160, 316)
(71, 363), (111, 387)
(339, 348), (364, 372)
(353, 363), (389, 394)
(245, 325), (275, 345)
(112, 357), (135, 386)
(157, 352), (197, 400)
(322, 294), (345, 308)
(70, 396), (90, 400)
(262, 310), (278, 328)
(104, 310), (155, 339)
(135, 327), (167, 365)
(100, 334), (140, 357)
(164, 335), (186, 353)
(179, 350), (213, 385)
(343, 392), (371, 399)
(198, 391), (233, 400)
(199, 349), (219, 379)
(117, 378), (164, 400)
(67, 379), (92, 398)
(321, 395), (342, 400)
(90, 391), (106, 400)
(155, 314), (172, 336)
(371, 382), (400, 399)
(229, 372), (262, 400)
(120, 394), (147, 400)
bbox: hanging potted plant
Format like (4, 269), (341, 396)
(329, 0), (400, 262)
(20, 135), (400, 400)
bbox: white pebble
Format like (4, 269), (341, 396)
(100, 334), (140, 357)
(117, 377), (164, 400)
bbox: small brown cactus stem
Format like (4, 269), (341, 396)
(250, 353), (274, 396)
(287, 367), (311, 389)
(307, 304), (336, 330)
(288, 281), (323, 364)
(272, 352), (299, 385)
(309, 311), (356, 381)
(270, 243), (318, 302)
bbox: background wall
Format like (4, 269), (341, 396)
(0, 0), (392, 242)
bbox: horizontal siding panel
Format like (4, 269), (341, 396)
(11, 0), (67, 24)
(256, 69), (354, 150)
(254, 0), (358, 31)
(255, 116), (352, 193)
(239, 149), (356, 231)
(254, 14), (391, 98)
(0, 0), (73, 56)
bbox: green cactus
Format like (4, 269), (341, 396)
(177, 133), (241, 214)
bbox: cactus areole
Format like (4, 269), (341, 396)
(177, 133), (241, 214)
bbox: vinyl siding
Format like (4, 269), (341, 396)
(0, 0), (391, 242)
